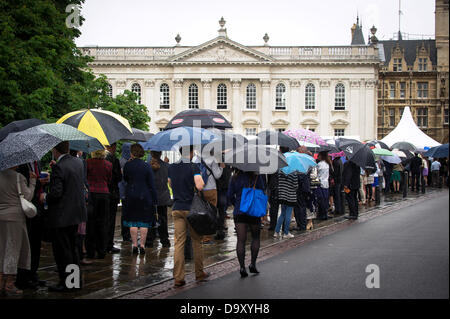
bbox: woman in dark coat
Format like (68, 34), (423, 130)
(227, 169), (266, 277)
(122, 144), (158, 255)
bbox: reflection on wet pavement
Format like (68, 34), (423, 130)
(1, 189), (442, 299)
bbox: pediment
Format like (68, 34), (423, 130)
(301, 118), (319, 125)
(242, 118), (260, 126)
(170, 37), (274, 63)
(271, 119), (290, 126)
(330, 119), (349, 126)
(155, 118), (169, 125)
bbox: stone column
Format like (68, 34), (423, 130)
(289, 79), (301, 130)
(359, 79), (366, 139)
(115, 80), (126, 95)
(260, 79), (271, 131)
(231, 79), (241, 132)
(201, 79), (212, 109)
(173, 79), (184, 114)
(365, 79), (376, 140)
(350, 80), (361, 137)
(143, 80), (155, 130)
(319, 80), (330, 136)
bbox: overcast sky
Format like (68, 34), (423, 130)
(75, 0), (436, 47)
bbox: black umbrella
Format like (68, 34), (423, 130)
(391, 141), (417, 152)
(307, 143), (340, 154)
(164, 109), (232, 130)
(207, 129), (247, 152)
(256, 130), (300, 150)
(335, 138), (361, 149)
(0, 118), (45, 142)
(223, 144), (288, 174)
(338, 141), (376, 170)
(366, 140), (390, 150)
(122, 128), (154, 142)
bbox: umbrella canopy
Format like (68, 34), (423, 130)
(57, 109), (132, 146)
(0, 123), (104, 171)
(335, 138), (361, 149)
(207, 129), (247, 152)
(283, 129), (327, 146)
(391, 141), (417, 152)
(338, 141), (376, 170)
(0, 118), (45, 142)
(122, 128), (154, 142)
(424, 143), (449, 158)
(257, 130), (300, 150)
(164, 109), (232, 130)
(366, 140), (390, 150)
(281, 152), (317, 174)
(381, 154), (402, 164)
(141, 127), (219, 151)
(223, 144), (288, 174)
(372, 148), (394, 156)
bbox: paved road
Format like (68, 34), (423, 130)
(171, 192), (449, 299)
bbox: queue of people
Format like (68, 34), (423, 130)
(0, 139), (448, 295)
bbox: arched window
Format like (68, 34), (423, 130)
(217, 83), (227, 109)
(131, 83), (141, 104)
(275, 83), (286, 109)
(188, 83), (199, 109)
(335, 83), (345, 110)
(160, 83), (170, 109)
(305, 83), (315, 110)
(107, 84), (113, 98)
(246, 83), (256, 109)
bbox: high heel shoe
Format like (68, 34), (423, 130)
(240, 267), (248, 278)
(132, 246), (138, 254)
(249, 264), (259, 274)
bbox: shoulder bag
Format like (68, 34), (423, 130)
(239, 175), (268, 218)
(16, 173), (37, 218)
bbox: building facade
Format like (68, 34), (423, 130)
(81, 18), (380, 140)
(376, 0), (449, 144)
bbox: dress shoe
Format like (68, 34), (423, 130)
(249, 264), (260, 274)
(240, 267), (248, 278)
(196, 271), (210, 282)
(174, 280), (186, 287)
(139, 246), (146, 255)
(108, 247), (121, 254)
(132, 246), (139, 254)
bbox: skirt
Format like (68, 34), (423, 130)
(123, 220), (153, 228)
(233, 213), (261, 225)
(391, 170), (402, 182)
(0, 220), (31, 274)
(423, 168), (429, 176)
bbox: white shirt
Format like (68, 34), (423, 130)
(431, 161), (441, 171)
(317, 161), (329, 189)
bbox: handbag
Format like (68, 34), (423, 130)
(239, 176), (268, 218)
(187, 191), (218, 236)
(16, 173), (37, 218)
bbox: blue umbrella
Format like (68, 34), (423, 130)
(281, 152), (317, 174)
(141, 126), (219, 151)
(424, 143), (449, 158)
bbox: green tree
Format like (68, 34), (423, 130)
(0, 0), (150, 130)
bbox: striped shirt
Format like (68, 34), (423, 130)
(277, 171), (298, 206)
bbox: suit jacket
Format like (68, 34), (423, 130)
(46, 154), (87, 228)
(342, 161), (360, 190)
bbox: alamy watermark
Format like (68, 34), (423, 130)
(65, 264), (81, 289)
(65, 4), (81, 29)
(365, 264), (380, 289)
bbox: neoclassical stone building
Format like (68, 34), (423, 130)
(80, 18), (380, 140)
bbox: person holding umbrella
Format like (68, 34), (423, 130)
(342, 158), (361, 220)
(315, 152), (331, 220)
(391, 163), (404, 193)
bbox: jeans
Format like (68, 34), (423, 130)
(275, 205), (293, 235)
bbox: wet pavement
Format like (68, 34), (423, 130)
(1, 187), (447, 299)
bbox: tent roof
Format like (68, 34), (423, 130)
(381, 106), (441, 149)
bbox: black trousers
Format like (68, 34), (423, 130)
(148, 206), (170, 244)
(51, 225), (80, 284)
(86, 193), (110, 257)
(332, 183), (343, 214)
(411, 172), (421, 191)
(16, 213), (44, 285)
(269, 199), (279, 229)
(216, 190), (227, 236)
(106, 197), (120, 250)
(345, 189), (359, 217)
(293, 202), (307, 230)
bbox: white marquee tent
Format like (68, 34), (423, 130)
(381, 106), (441, 149)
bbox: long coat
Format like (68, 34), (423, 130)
(122, 158), (158, 224)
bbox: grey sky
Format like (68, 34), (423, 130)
(75, 0), (436, 47)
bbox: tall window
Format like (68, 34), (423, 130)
(217, 83), (227, 109)
(393, 58), (402, 71)
(334, 129), (345, 137)
(334, 83), (345, 110)
(417, 108), (428, 127)
(245, 128), (257, 136)
(159, 83), (170, 109)
(444, 108), (449, 125)
(246, 83), (256, 109)
(418, 58), (427, 71)
(400, 82), (406, 99)
(131, 83), (141, 104)
(305, 83), (315, 110)
(107, 84), (113, 98)
(389, 108), (395, 126)
(417, 82), (428, 98)
(188, 83), (199, 109)
(275, 83), (286, 110)
(389, 83), (395, 99)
